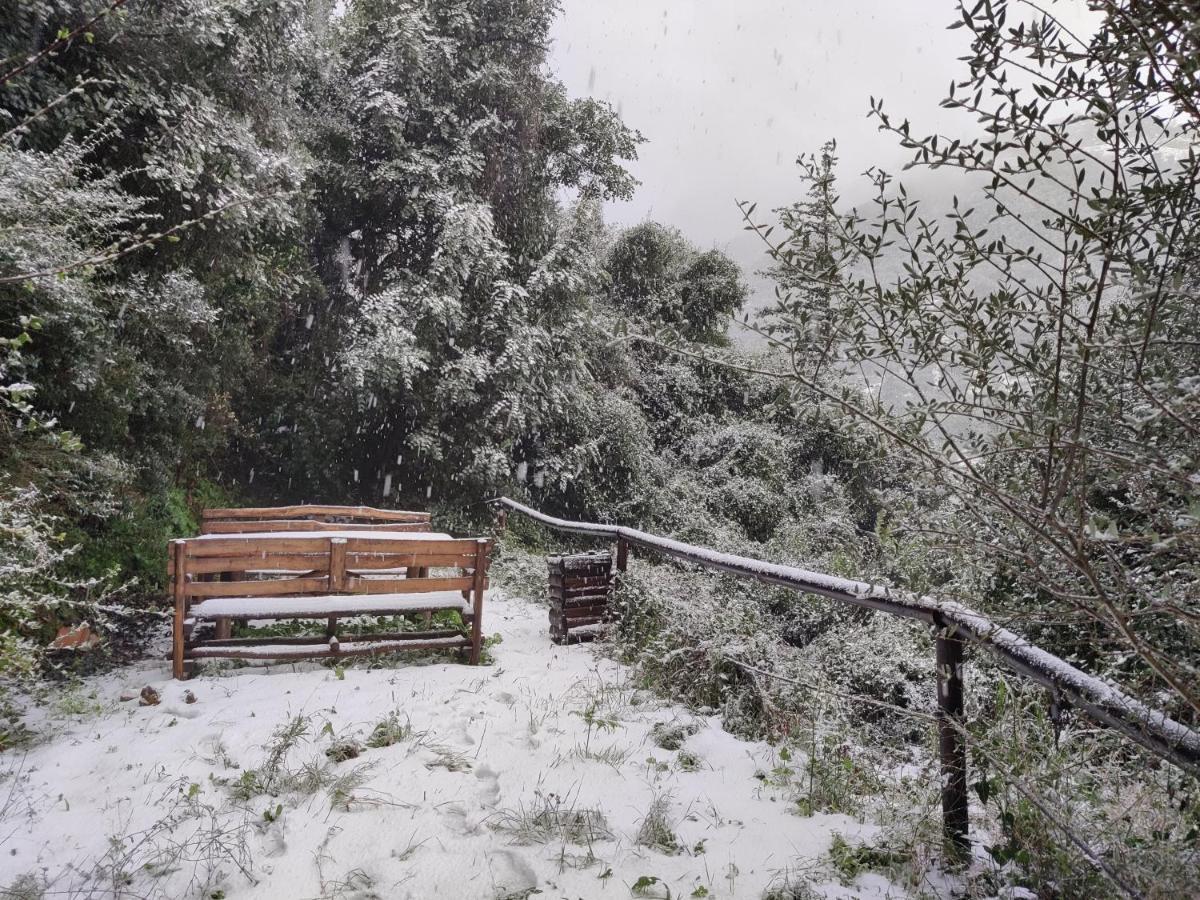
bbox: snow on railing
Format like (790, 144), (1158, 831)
(490, 496), (1200, 851)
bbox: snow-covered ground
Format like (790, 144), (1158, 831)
(0, 593), (898, 899)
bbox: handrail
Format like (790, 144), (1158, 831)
(491, 497), (1200, 779)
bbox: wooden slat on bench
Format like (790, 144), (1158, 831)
(345, 552), (474, 569)
(186, 536), (330, 556)
(184, 535), (464, 556)
(172, 554), (327, 576)
(189, 590), (476, 619)
(203, 520), (432, 533)
(185, 577), (331, 598)
(345, 576), (477, 594)
(336, 538), (478, 555)
(189, 635), (469, 660)
(203, 505), (429, 522)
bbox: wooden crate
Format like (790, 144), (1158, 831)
(547, 550), (614, 644)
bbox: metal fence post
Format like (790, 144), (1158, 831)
(936, 620), (969, 857)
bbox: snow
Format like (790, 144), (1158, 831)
(190, 590), (475, 619)
(0, 592), (892, 899)
(564, 622), (611, 639)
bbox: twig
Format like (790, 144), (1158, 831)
(0, 0), (129, 87)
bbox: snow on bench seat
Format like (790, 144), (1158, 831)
(190, 590), (478, 620)
(190, 635), (470, 660)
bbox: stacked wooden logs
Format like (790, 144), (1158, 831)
(547, 550), (614, 644)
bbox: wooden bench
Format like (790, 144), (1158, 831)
(169, 533), (490, 678)
(200, 504), (432, 534)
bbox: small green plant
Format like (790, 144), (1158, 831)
(366, 711), (412, 748)
(262, 803), (283, 823)
(651, 720), (698, 751)
(827, 834), (904, 885)
(479, 632), (504, 665)
(325, 763), (375, 810)
(324, 739), (362, 763)
(425, 745), (473, 772)
(644, 756), (670, 775)
(258, 715), (310, 793)
(575, 742), (631, 767)
(573, 703), (620, 756)
(675, 750), (702, 772)
(631, 874), (670, 898)
(635, 794), (678, 854)
(231, 770), (261, 802)
(54, 686), (105, 718)
(491, 790), (613, 846)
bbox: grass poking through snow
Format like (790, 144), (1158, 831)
(635, 793), (679, 854)
(492, 789), (614, 846)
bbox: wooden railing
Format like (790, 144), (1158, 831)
(490, 496), (1200, 853)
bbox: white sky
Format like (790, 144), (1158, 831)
(549, 0), (971, 261)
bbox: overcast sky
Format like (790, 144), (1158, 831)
(549, 1), (972, 272)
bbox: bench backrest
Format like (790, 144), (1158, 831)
(200, 504), (432, 534)
(169, 535), (490, 604)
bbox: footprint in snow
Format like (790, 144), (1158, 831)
(474, 764), (500, 806)
(488, 848), (538, 897)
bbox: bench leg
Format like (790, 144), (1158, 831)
(326, 617), (337, 638)
(469, 541), (486, 665)
(172, 542), (187, 680)
(215, 617), (232, 640)
(172, 626), (185, 680)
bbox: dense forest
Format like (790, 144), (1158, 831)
(1, 1), (1198, 898)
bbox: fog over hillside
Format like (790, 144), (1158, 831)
(550, 0), (1104, 335)
(549, 0), (966, 318)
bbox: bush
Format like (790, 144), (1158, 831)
(65, 481), (233, 592)
(0, 483), (115, 680)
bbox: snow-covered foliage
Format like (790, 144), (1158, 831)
(607, 222), (748, 342)
(0, 484), (112, 680)
(746, 0), (1200, 724)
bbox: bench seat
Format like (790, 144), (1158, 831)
(190, 590), (478, 620)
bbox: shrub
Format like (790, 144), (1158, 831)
(0, 483), (116, 681)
